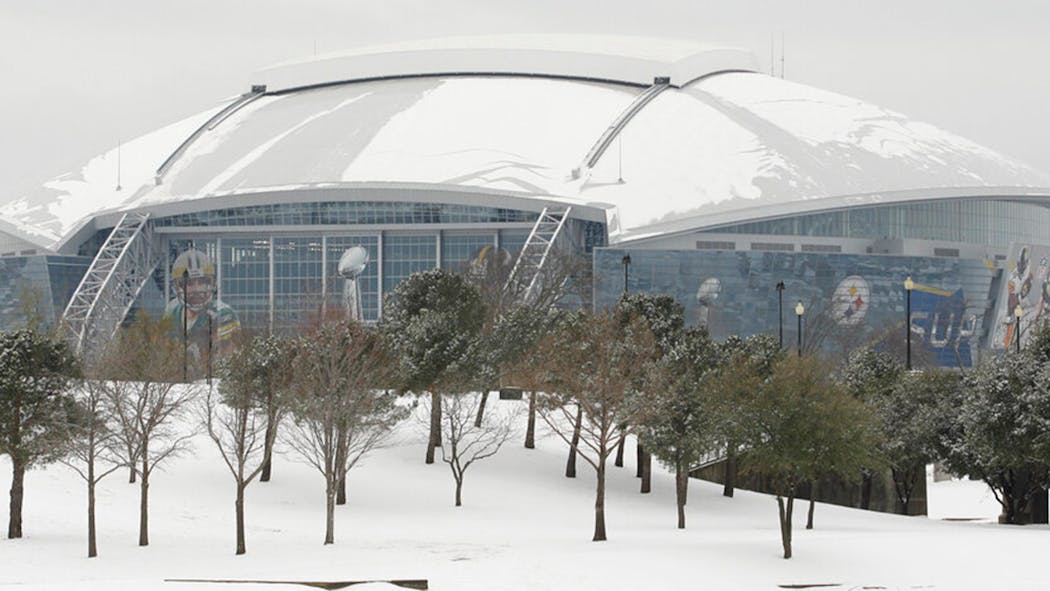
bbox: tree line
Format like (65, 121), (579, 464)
(3, 267), (1050, 561)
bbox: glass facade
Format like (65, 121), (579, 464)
(710, 199), (1050, 249)
(0, 255), (92, 328)
(595, 248), (996, 368)
(221, 238), (271, 334)
(153, 201), (538, 228)
(442, 233), (496, 271)
(382, 235), (437, 295)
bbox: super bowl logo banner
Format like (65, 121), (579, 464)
(906, 285), (978, 368)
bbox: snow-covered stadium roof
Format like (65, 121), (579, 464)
(2, 34), (1049, 252)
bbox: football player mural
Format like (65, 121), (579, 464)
(994, 244), (1050, 350)
(164, 249), (241, 369)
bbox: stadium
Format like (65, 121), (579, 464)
(2, 35), (1049, 365)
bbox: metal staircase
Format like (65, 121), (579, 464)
(504, 206), (572, 305)
(62, 212), (160, 356)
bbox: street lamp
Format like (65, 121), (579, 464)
(1015, 304), (1024, 354)
(795, 301), (805, 357)
(622, 254), (632, 294)
(775, 281), (786, 349)
(181, 268), (189, 382)
(904, 276), (914, 370)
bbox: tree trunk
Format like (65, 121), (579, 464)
(640, 450), (651, 494)
(806, 481), (816, 530)
(426, 391), (441, 464)
(138, 461), (149, 546)
(636, 443), (644, 477)
(860, 471), (873, 510)
(614, 426), (626, 467)
(892, 465), (918, 515)
(235, 482), (246, 555)
(128, 466), (136, 484)
(335, 438), (347, 506)
(324, 485), (336, 544)
(260, 416), (277, 482)
(8, 459), (24, 539)
(675, 462), (688, 529)
(566, 405), (582, 478)
(777, 495), (794, 559)
(524, 392), (536, 449)
(455, 478), (463, 507)
(593, 457), (607, 541)
(723, 448), (736, 498)
(88, 472), (98, 557)
(474, 391), (489, 428)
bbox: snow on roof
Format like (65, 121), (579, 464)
(0, 105), (224, 250)
(3, 41), (1049, 251)
(256, 34), (759, 91)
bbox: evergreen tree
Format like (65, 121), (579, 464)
(615, 293), (684, 492)
(382, 269), (485, 464)
(0, 328), (79, 539)
(713, 333), (783, 498)
(842, 348), (904, 510)
(743, 355), (880, 559)
(942, 351), (1050, 523)
(640, 326), (720, 528)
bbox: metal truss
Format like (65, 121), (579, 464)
(504, 206), (572, 305)
(62, 212), (160, 357)
(571, 78), (670, 181)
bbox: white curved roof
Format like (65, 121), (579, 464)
(3, 35), (1049, 251)
(257, 35), (758, 91)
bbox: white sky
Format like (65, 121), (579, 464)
(1, 0), (1048, 203)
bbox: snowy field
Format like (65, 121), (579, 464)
(0, 390), (1046, 591)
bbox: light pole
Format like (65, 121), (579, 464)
(622, 254), (632, 294)
(904, 276), (914, 370)
(795, 301), (805, 357)
(181, 269), (189, 382)
(1015, 304), (1024, 354)
(776, 281), (785, 348)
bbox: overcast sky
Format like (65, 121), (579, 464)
(1, 1), (1047, 203)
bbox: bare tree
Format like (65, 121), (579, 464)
(283, 321), (406, 545)
(201, 368), (277, 554)
(60, 379), (123, 557)
(100, 314), (197, 547)
(431, 392), (515, 506)
(533, 311), (656, 541)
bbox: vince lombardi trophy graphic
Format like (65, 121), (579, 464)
(337, 246), (369, 322)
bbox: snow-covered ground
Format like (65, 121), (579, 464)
(1, 391), (1047, 591)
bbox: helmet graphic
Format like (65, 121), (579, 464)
(172, 249), (216, 312)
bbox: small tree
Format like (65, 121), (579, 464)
(60, 378), (123, 557)
(432, 392), (515, 506)
(382, 269), (485, 464)
(0, 328), (79, 539)
(713, 334), (783, 498)
(203, 339), (287, 554)
(615, 293), (684, 493)
(842, 348), (904, 510)
(743, 356), (880, 559)
(942, 352), (1050, 524)
(242, 335), (292, 484)
(640, 326), (720, 528)
(876, 369), (958, 514)
(283, 321), (405, 545)
(533, 311), (657, 541)
(100, 314), (196, 546)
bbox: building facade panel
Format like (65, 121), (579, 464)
(595, 248), (995, 368)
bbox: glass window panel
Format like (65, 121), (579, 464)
(383, 235), (437, 296)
